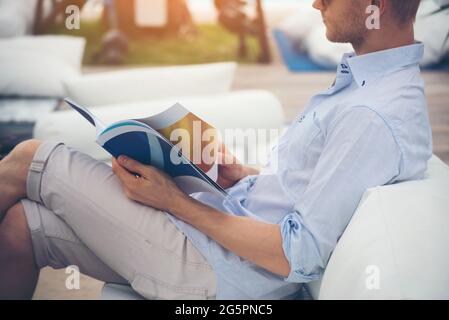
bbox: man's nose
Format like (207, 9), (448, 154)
(312, 0), (324, 11)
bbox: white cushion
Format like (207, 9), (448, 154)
(304, 27), (352, 68)
(64, 62), (237, 107)
(414, 0), (449, 66)
(0, 35), (86, 70)
(0, 36), (86, 97)
(317, 156), (449, 299)
(276, 4), (322, 51)
(0, 0), (37, 37)
(33, 90), (285, 162)
(0, 51), (79, 98)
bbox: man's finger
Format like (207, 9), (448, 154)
(117, 155), (147, 176)
(218, 151), (239, 166)
(112, 158), (136, 184)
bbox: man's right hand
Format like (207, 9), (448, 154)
(216, 144), (259, 189)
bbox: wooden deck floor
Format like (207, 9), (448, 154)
(233, 65), (449, 164)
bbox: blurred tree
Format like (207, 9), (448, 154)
(214, 0), (271, 63)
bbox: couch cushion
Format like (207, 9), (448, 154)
(64, 62), (236, 107)
(0, 36), (85, 97)
(318, 156), (449, 299)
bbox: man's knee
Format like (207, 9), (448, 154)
(9, 139), (42, 161)
(0, 203), (39, 299)
(0, 203), (36, 265)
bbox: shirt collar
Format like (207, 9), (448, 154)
(341, 42), (424, 88)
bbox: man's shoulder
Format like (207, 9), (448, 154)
(335, 66), (426, 123)
(346, 67), (432, 180)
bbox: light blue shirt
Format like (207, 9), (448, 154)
(168, 43), (433, 299)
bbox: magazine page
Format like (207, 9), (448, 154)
(65, 99), (106, 134)
(136, 103), (220, 182)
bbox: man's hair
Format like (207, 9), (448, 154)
(389, 0), (421, 25)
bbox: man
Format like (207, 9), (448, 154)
(0, 0), (431, 299)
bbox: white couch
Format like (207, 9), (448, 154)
(315, 155), (449, 300)
(33, 72), (449, 300)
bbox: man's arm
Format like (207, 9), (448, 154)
(112, 156), (290, 278)
(169, 195), (291, 278)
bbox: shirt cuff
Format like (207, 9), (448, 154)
(280, 213), (324, 283)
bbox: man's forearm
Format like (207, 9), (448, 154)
(169, 195), (291, 278)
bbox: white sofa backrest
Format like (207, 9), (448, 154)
(64, 62), (237, 107)
(314, 156), (449, 299)
(34, 90), (285, 163)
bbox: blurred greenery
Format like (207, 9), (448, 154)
(47, 20), (261, 66)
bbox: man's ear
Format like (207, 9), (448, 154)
(372, 0), (387, 16)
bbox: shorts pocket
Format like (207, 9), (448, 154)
(131, 273), (209, 300)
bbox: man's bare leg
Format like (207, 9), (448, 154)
(0, 140), (42, 299)
(0, 202), (39, 299)
(0, 139), (217, 300)
(0, 139), (42, 221)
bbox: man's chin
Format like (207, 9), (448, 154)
(325, 33), (340, 43)
(325, 31), (349, 44)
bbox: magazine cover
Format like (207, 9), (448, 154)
(65, 99), (226, 197)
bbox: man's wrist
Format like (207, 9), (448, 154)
(167, 192), (196, 218)
(242, 166), (260, 178)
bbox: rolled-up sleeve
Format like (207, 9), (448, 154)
(280, 106), (402, 283)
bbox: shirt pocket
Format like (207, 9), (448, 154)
(286, 111), (323, 171)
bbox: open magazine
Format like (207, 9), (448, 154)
(65, 99), (227, 198)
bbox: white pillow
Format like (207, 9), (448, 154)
(319, 156), (449, 299)
(0, 35), (86, 70)
(304, 27), (352, 68)
(0, 0), (37, 37)
(64, 62), (237, 107)
(0, 36), (86, 97)
(415, 0), (449, 67)
(276, 4), (322, 51)
(0, 50), (79, 97)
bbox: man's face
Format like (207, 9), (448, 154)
(312, 0), (370, 45)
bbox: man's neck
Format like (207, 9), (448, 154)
(353, 23), (415, 56)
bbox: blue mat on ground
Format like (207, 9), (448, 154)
(273, 29), (449, 73)
(273, 29), (334, 72)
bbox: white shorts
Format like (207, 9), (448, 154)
(22, 141), (217, 300)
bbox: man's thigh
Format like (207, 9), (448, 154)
(21, 199), (127, 285)
(25, 141), (216, 300)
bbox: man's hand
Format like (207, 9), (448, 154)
(112, 156), (188, 213)
(217, 144), (260, 189)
